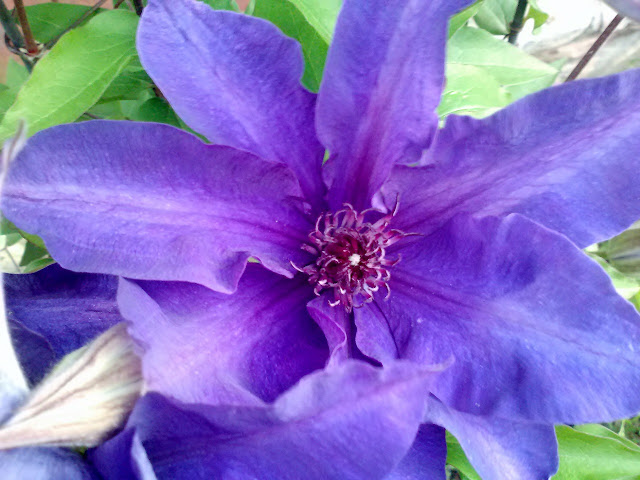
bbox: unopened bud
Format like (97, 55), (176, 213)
(0, 323), (142, 450)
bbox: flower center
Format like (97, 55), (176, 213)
(294, 204), (408, 312)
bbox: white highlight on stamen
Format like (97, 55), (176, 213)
(348, 253), (361, 266)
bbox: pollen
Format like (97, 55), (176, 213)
(293, 203), (409, 312)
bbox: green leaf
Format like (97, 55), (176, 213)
(201, 0), (241, 11)
(86, 100), (127, 120)
(554, 425), (640, 480)
(527, 0), (549, 30)
(5, 60), (29, 88)
(439, 63), (511, 118)
(21, 255), (55, 274)
(474, 0), (517, 35)
(253, 0), (328, 91)
(449, 1), (483, 37)
(446, 432), (481, 480)
(128, 98), (181, 127)
(0, 61), (29, 120)
(597, 225), (640, 279)
(285, 0), (341, 44)
(447, 27), (558, 104)
(589, 254), (640, 300)
(19, 241), (49, 267)
(24, 3), (98, 44)
(0, 9), (138, 142)
(99, 64), (152, 103)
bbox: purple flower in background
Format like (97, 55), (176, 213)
(605, 0), (640, 20)
(4, 0), (640, 477)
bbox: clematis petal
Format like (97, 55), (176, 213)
(90, 430), (155, 480)
(383, 69), (640, 247)
(605, 0), (640, 21)
(8, 320), (54, 385)
(117, 265), (327, 406)
(385, 424), (447, 480)
(3, 121), (313, 293)
(307, 294), (353, 365)
(317, 0), (471, 210)
(0, 447), (100, 480)
(95, 360), (437, 480)
(426, 398), (558, 480)
(5, 264), (120, 363)
(138, 0), (325, 206)
(355, 214), (640, 424)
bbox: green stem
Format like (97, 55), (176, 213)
(0, 1), (23, 50)
(508, 0), (528, 44)
(132, 0), (143, 15)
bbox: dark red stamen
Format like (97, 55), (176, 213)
(293, 203), (408, 312)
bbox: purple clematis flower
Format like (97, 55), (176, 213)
(4, 0), (640, 477)
(605, 0), (640, 21)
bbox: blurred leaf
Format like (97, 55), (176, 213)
(253, 0), (328, 91)
(0, 10), (138, 142)
(24, 3), (98, 44)
(99, 64), (152, 103)
(554, 425), (640, 480)
(5, 60), (29, 88)
(86, 100), (127, 120)
(0, 61), (29, 120)
(286, 0), (341, 43)
(202, 0), (241, 11)
(527, 0), (549, 30)
(447, 27), (558, 103)
(474, 0), (517, 35)
(449, 1), (484, 37)
(129, 98), (181, 127)
(439, 63), (511, 118)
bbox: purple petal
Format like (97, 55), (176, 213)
(96, 360), (437, 480)
(427, 398), (558, 480)
(605, 0), (640, 20)
(317, 0), (471, 210)
(90, 430), (154, 480)
(3, 121), (313, 293)
(307, 294), (353, 365)
(0, 447), (99, 480)
(138, 0), (325, 206)
(118, 265), (327, 406)
(385, 424), (447, 480)
(355, 214), (640, 424)
(383, 69), (640, 247)
(8, 320), (54, 385)
(5, 264), (120, 361)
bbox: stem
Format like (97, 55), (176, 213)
(132, 0), (143, 15)
(565, 14), (624, 82)
(0, 1), (23, 50)
(508, 0), (528, 45)
(13, 0), (37, 55)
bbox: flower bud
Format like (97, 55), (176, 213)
(0, 323), (142, 450)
